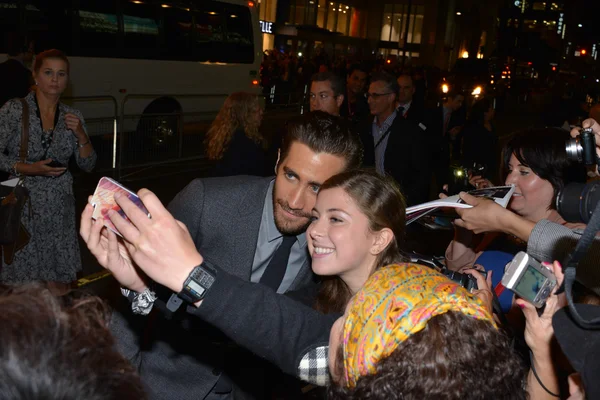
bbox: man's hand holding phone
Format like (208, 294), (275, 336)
(106, 189), (203, 295)
(80, 201), (148, 293)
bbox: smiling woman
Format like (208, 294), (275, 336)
(307, 169), (407, 313)
(446, 127), (588, 271)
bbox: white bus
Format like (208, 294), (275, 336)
(1, 0), (262, 135)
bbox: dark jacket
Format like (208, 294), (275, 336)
(0, 59), (32, 107)
(360, 113), (431, 206)
(429, 105), (466, 189)
(211, 129), (271, 177)
(111, 176), (316, 400)
(461, 123), (499, 182)
(340, 92), (370, 125)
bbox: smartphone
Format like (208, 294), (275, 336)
(47, 159), (65, 168)
(90, 177), (151, 236)
(501, 251), (557, 308)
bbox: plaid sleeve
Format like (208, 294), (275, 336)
(297, 345), (330, 386)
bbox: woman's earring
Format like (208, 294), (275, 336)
(35, 81), (38, 85)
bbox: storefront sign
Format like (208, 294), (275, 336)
(260, 20), (274, 34)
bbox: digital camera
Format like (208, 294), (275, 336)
(441, 268), (479, 293)
(501, 252), (556, 308)
(566, 127), (599, 167)
(447, 162), (487, 195)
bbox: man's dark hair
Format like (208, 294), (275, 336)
(328, 311), (526, 400)
(0, 284), (147, 400)
(280, 111), (363, 170)
(396, 73), (414, 87)
(370, 71), (399, 97)
(502, 127), (587, 206)
(311, 72), (345, 97)
(347, 63), (368, 78)
(446, 88), (465, 101)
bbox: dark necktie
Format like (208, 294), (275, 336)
(259, 236), (296, 291)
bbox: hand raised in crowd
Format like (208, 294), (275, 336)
(463, 268), (494, 316)
(517, 260), (566, 356)
(64, 112), (86, 139)
(570, 118), (600, 173)
(106, 189), (203, 294)
(469, 175), (492, 189)
(27, 158), (67, 177)
(80, 201), (148, 293)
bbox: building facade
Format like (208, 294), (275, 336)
(258, 0), (503, 70)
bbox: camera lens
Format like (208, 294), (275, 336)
(565, 137), (583, 162)
(557, 181), (600, 223)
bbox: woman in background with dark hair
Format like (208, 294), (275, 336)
(204, 92), (270, 177)
(462, 97), (499, 181)
(0, 49), (96, 286)
(447, 127), (587, 271)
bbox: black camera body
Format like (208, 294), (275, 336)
(447, 162), (488, 195)
(440, 268), (479, 293)
(566, 128), (600, 167)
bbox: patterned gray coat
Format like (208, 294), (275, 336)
(0, 92), (97, 283)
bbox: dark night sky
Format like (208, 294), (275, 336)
(570, 0), (600, 42)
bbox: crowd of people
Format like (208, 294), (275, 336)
(1, 43), (600, 400)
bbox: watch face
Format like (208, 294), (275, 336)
(187, 280), (206, 297)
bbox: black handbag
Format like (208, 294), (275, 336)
(0, 99), (31, 264)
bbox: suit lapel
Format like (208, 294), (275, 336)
(229, 178), (272, 280)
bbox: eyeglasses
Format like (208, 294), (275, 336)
(366, 92), (394, 99)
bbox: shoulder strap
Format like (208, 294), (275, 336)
(18, 98), (29, 162)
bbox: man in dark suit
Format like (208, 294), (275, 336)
(339, 64), (370, 125)
(0, 36), (33, 107)
(430, 90), (466, 191)
(102, 111), (363, 400)
(360, 72), (430, 206)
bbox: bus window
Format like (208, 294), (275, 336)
(0, 1), (20, 54)
(195, 2), (226, 62)
(162, 6), (193, 61)
(195, 1), (254, 64)
(122, 1), (159, 59)
(224, 4), (253, 63)
(21, 0), (72, 55)
(77, 0), (118, 57)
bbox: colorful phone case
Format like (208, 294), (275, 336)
(90, 177), (150, 236)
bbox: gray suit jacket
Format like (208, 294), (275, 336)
(112, 175), (315, 400)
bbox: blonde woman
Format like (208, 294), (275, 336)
(205, 92), (270, 177)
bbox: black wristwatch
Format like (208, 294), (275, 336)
(167, 262), (217, 312)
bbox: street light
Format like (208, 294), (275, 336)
(456, 11), (462, 15)
(578, 24), (583, 28)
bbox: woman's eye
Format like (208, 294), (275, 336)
(309, 216), (318, 222)
(330, 217), (342, 223)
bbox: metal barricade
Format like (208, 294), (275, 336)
(118, 93), (232, 179)
(64, 92), (308, 180)
(62, 96), (119, 172)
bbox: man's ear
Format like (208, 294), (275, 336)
(275, 149), (281, 175)
(370, 228), (394, 256)
(336, 94), (345, 108)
